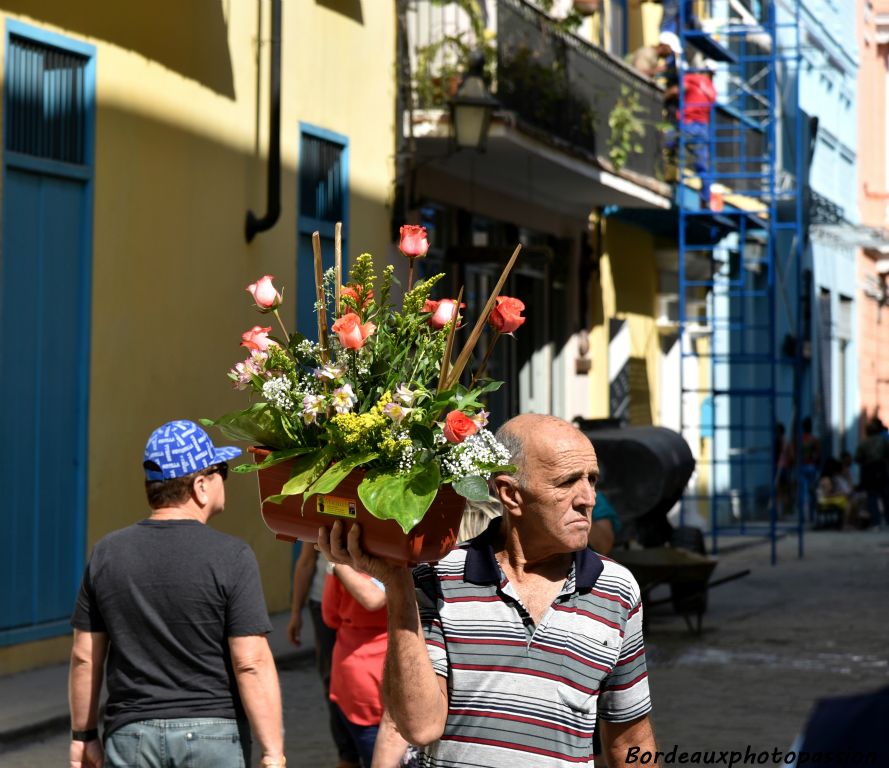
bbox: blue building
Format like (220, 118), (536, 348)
(791, 0), (860, 456)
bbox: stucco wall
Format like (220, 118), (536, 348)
(0, 0), (394, 672)
(589, 217), (659, 423)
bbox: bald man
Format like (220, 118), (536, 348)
(320, 414), (657, 768)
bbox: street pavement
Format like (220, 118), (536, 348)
(1, 528), (887, 766)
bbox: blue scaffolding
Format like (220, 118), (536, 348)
(675, 0), (806, 563)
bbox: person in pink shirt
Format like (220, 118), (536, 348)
(322, 563), (411, 767)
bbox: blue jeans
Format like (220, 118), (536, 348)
(666, 121), (711, 203)
(104, 718), (249, 768)
(309, 599), (360, 763)
(335, 704), (379, 768)
(865, 483), (889, 527)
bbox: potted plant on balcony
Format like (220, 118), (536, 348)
(204, 225), (524, 564)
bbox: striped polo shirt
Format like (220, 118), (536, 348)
(414, 520), (650, 767)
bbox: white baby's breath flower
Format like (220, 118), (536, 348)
(262, 376), (296, 412)
(441, 429), (512, 480)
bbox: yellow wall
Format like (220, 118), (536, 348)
(588, 217), (659, 422)
(0, 0), (395, 673)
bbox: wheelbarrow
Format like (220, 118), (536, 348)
(611, 542), (750, 634)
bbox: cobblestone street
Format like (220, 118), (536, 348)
(3, 529), (886, 767)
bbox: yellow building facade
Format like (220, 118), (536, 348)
(0, 0), (395, 674)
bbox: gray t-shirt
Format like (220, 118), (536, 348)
(71, 519), (273, 736)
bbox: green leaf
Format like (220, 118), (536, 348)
(263, 447), (336, 504)
(452, 475), (491, 502)
(358, 461), (441, 534)
(200, 403), (292, 449)
(409, 423), (435, 449)
(233, 445), (315, 474)
(301, 452), (379, 510)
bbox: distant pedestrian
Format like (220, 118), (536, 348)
(68, 420), (285, 768)
(322, 563), (405, 768)
(288, 544), (361, 768)
(855, 418), (889, 528)
(775, 422), (793, 515)
(799, 416), (821, 521)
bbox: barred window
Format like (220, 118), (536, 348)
(5, 35), (89, 164)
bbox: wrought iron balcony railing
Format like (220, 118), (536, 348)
(405, 0), (666, 181)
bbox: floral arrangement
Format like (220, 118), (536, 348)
(205, 225), (525, 534)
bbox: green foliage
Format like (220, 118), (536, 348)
(607, 86), (646, 171)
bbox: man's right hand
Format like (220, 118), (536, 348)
(69, 738), (104, 768)
(317, 521), (411, 588)
(286, 611), (301, 646)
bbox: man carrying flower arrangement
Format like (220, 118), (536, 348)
(319, 414), (658, 768)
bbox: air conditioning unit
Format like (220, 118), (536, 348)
(656, 295), (678, 325)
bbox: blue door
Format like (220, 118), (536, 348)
(0, 24), (95, 645)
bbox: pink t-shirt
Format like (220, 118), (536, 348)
(321, 573), (388, 726)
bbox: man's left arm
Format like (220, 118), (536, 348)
(68, 628), (108, 768)
(600, 715), (658, 767)
(597, 579), (654, 766)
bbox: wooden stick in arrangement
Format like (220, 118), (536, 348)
(437, 286), (464, 393)
(445, 243), (522, 390)
(334, 222), (342, 317)
(312, 232), (330, 363)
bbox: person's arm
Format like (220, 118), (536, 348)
(68, 629), (108, 768)
(318, 521), (449, 746)
(321, 569), (343, 631)
(599, 715), (658, 768)
(333, 563), (386, 612)
(229, 635), (285, 767)
(287, 544), (318, 646)
(370, 708), (412, 768)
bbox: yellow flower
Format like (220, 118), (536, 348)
(330, 411), (386, 452)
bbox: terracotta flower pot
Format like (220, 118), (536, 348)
(251, 449), (465, 566)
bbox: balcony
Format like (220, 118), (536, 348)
(403, 0), (672, 214)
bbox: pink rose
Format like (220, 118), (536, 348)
(341, 285), (373, 310)
(423, 298), (465, 330)
(489, 296), (526, 334)
(332, 312), (376, 350)
(443, 411), (479, 444)
(240, 325), (275, 352)
(246, 275), (282, 310)
(399, 224), (429, 258)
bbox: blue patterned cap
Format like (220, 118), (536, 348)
(143, 420), (242, 481)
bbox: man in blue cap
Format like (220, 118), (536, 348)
(68, 420), (285, 768)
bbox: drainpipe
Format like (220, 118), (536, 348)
(246, 0), (281, 243)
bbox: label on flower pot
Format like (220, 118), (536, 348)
(316, 494), (358, 519)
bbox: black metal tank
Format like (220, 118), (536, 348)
(576, 420), (696, 547)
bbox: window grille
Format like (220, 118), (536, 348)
(298, 134), (345, 223)
(5, 35), (88, 164)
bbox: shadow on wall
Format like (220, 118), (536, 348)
(315, 0), (364, 24)
(6, 0), (236, 99)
